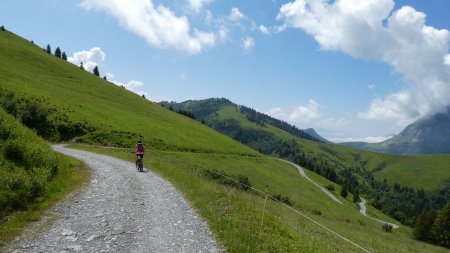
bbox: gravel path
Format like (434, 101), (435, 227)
(5, 145), (219, 253)
(359, 199), (399, 229)
(279, 159), (343, 205)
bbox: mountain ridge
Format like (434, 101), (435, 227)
(341, 107), (450, 154)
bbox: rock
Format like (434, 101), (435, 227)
(86, 234), (100, 242)
(62, 229), (74, 236)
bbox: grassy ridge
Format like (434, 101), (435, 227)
(205, 103), (450, 191)
(0, 30), (257, 156)
(70, 145), (448, 253)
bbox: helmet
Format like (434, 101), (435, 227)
(137, 139), (142, 143)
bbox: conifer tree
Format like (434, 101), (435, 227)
(93, 65), (100, 76)
(432, 203), (450, 248)
(103, 76), (107, 81)
(62, 52), (67, 61)
(340, 184), (348, 198)
(1, 25), (5, 31)
(414, 209), (437, 242)
(46, 44), (51, 54)
(353, 189), (360, 203)
(54, 47), (62, 58)
(80, 62), (84, 70)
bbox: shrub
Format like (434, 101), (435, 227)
(325, 184), (335, 191)
(203, 169), (253, 192)
(0, 108), (58, 217)
(382, 223), (393, 232)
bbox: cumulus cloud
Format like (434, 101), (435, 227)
(266, 99), (350, 130)
(108, 75), (148, 97)
(80, 0), (216, 54)
(187, 0), (214, 13)
(68, 47), (105, 72)
(228, 7), (246, 23)
(258, 25), (271, 35)
(277, 0), (450, 125)
(242, 36), (255, 52)
(331, 135), (393, 143)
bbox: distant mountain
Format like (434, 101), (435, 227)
(303, 128), (332, 143)
(341, 108), (450, 154)
(160, 98), (322, 145)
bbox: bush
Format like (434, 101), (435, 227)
(325, 184), (335, 191)
(203, 169), (253, 192)
(382, 223), (393, 232)
(0, 108), (58, 217)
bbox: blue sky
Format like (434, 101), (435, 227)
(1, 0), (449, 142)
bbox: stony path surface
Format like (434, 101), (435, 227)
(280, 159), (343, 204)
(359, 199), (400, 229)
(5, 145), (218, 253)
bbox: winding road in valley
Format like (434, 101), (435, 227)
(280, 159), (343, 204)
(359, 199), (400, 229)
(281, 159), (400, 229)
(6, 145), (218, 253)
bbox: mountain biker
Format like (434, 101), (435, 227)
(134, 140), (145, 166)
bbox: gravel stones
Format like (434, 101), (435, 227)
(5, 145), (218, 253)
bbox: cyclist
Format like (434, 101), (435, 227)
(134, 139), (145, 168)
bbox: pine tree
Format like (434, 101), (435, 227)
(80, 62), (84, 70)
(340, 184), (348, 198)
(54, 47), (62, 58)
(46, 44), (51, 54)
(353, 189), (360, 203)
(1, 25), (5, 31)
(414, 209), (437, 242)
(93, 65), (100, 76)
(103, 76), (107, 81)
(62, 52), (67, 61)
(432, 203), (450, 248)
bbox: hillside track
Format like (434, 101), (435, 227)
(6, 145), (218, 253)
(280, 159), (343, 205)
(359, 199), (399, 229)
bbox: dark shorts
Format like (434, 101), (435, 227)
(136, 154), (144, 159)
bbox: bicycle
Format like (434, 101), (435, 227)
(133, 152), (144, 172)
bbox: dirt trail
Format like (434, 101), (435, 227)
(5, 145), (218, 253)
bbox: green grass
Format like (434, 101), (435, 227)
(69, 144), (448, 253)
(0, 153), (90, 245)
(210, 105), (450, 191)
(0, 30), (257, 156)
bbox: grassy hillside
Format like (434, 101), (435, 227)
(1, 28), (448, 251)
(71, 145), (448, 253)
(161, 99), (450, 191)
(0, 30), (257, 156)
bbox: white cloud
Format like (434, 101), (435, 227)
(288, 99), (320, 122)
(368, 84), (376, 90)
(258, 25), (271, 35)
(242, 36), (255, 52)
(445, 54), (450, 67)
(228, 7), (246, 23)
(266, 99), (350, 130)
(80, 0), (216, 54)
(187, 0), (214, 13)
(68, 47), (105, 72)
(277, 0), (450, 125)
(330, 135), (393, 143)
(111, 78), (148, 97)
